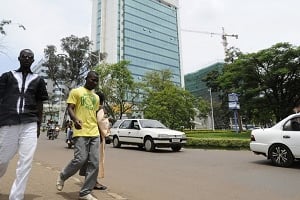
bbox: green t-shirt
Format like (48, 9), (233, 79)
(67, 86), (100, 137)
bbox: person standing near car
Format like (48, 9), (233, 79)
(56, 71), (100, 200)
(0, 49), (48, 200)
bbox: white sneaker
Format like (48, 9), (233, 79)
(78, 194), (98, 200)
(56, 175), (64, 191)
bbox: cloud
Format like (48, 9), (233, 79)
(1, 0), (300, 75)
(0, 0), (92, 73)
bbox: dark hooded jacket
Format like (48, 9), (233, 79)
(0, 70), (48, 126)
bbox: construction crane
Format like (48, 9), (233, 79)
(181, 27), (238, 56)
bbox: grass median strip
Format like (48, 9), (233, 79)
(184, 130), (251, 150)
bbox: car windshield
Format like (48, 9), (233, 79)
(140, 120), (167, 129)
(112, 120), (122, 128)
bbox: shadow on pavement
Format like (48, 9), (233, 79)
(56, 191), (80, 200)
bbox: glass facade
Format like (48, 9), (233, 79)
(95, 0), (102, 51)
(94, 0), (181, 85)
(184, 62), (224, 100)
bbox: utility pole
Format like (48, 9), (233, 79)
(208, 88), (215, 131)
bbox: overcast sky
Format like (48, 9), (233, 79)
(1, 0), (300, 75)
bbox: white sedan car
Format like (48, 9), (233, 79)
(250, 113), (300, 167)
(109, 119), (187, 152)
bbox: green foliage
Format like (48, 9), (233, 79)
(143, 69), (174, 92)
(185, 130), (250, 139)
(142, 69), (196, 130)
(185, 130), (250, 149)
(93, 60), (141, 120)
(186, 137), (249, 150)
(205, 42), (300, 124)
(43, 35), (98, 93)
(196, 97), (210, 118)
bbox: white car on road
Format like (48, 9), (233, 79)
(250, 113), (300, 167)
(109, 119), (187, 152)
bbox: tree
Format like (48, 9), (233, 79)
(0, 20), (11, 35)
(0, 20), (26, 54)
(42, 35), (99, 126)
(142, 69), (174, 92)
(196, 97), (210, 119)
(0, 20), (25, 35)
(224, 46), (242, 64)
(216, 42), (300, 123)
(142, 70), (196, 130)
(93, 61), (141, 120)
(42, 35), (98, 92)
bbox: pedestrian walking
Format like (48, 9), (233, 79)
(79, 91), (108, 190)
(56, 71), (100, 200)
(0, 49), (48, 200)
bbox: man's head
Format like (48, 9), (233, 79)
(18, 49), (34, 69)
(84, 71), (99, 90)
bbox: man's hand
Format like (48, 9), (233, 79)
(74, 120), (82, 129)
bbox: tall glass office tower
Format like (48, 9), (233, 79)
(91, 0), (182, 86)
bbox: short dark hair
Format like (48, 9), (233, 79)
(86, 71), (98, 78)
(19, 49), (34, 57)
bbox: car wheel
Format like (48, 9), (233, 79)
(171, 145), (182, 152)
(144, 137), (155, 152)
(269, 144), (294, 167)
(113, 136), (121, 148)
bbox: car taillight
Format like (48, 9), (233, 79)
(250, 135), (256, 141)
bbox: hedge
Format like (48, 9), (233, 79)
(185, 137), (250, 150)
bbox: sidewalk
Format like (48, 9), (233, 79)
(0, 157), (126, 200)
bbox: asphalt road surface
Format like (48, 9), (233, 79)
(35, 132), (300, 200)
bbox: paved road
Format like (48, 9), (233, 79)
(101, 147), (300, 200)
(33, 132), (300, 200)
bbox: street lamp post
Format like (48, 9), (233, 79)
(208, 88), (215, 131)
(57, 86), (63, 126)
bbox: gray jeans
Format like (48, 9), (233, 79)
(60, 136), (100, 196)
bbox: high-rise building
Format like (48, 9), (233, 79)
(91, 0), (182, 86)
(184, 62), (224, 100)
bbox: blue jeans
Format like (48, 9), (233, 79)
(60, 136), (100, 196)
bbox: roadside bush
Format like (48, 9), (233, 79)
(184, 130), (251, 150)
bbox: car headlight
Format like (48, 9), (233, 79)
(175, 135), (186, 139)
(158, 134), (170, 138)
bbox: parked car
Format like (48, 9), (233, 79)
(109, 119), (187, 152)
(250, 113), (300, 167)
(245, 124), (261, 130)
